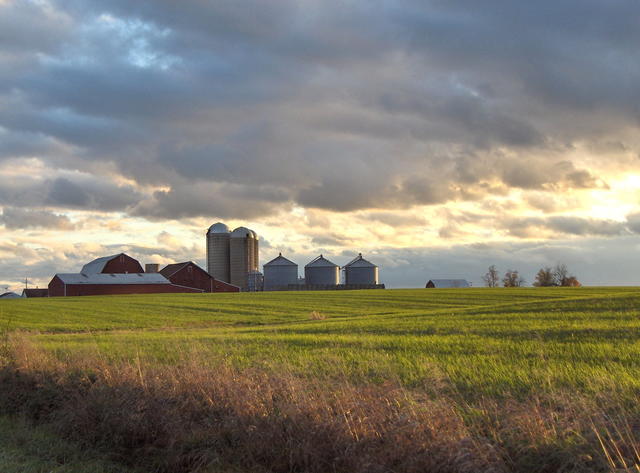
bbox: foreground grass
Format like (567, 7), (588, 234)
(0, 416), (138, 473)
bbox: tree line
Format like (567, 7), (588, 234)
(482, 264), (580, 288)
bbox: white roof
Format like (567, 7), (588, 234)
(81, 254), (121, 274)
(231, 226), (258, 239)
(427, 279), (470, 288)
(344, 253), (377, 268)
(55, 273), (170, 285)
(264, 253), (297, 267)
(305, 255), (338, 268)
(207, 222), (230, 234)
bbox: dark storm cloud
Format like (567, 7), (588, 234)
(0, 173), (142, 212)
(131, 182), (290, 220)
(0, 0), (638, 218)
(0, 207), (74, 230)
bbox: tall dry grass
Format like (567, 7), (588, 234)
(0, 334), (638, 473)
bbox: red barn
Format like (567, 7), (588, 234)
(81, 253), (144, 274)
(48, 273), (203, 297)
(160, 262), (240, 293)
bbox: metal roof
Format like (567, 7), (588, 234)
(55, 273), (170, 285)
(305, 254), (338, 268)
(426, 279), (470, 288)
(264, 253), (297, 267)
(159, 262), (191, 278)
(0, 292), (20, 299)
(207, 222), (230, 234)
(80, 254), (122, 274)
(343, 253), (377, 268)
(231, 226), (258, 239)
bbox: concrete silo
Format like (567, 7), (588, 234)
(343, 253), (379, 285)
(304, 255), (339, 286)
(230, 226), (259, 290)
(263, 253), (298, 290)
(206, 222), (230, 282)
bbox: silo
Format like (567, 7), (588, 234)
(263, 253), (298, 290)
(206, 222), (231, 282)
(230, 226), (259, 290)
(304, 255), (339, 286)
(250, 230), (260, 271)
(344, 253), (379, 285)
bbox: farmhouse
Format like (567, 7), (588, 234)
(425, 279), (471, 288)
(159, 261), (240, 293)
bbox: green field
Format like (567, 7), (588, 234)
(0, 288), (640, 473)
(1, 287), (639, 397)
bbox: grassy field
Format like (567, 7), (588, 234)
(1, 287), (640, 472)
(2, 287), (640, 398)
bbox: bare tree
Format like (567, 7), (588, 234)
(554, 264), (580, 287)
(482, 265), (500, 287)
(533, 267), (555, 287)
(553, 264), (569, 286)
(534, 263), (580, 287)
(502, 269), (525, 287)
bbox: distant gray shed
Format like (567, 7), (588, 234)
(263, 253), (298, 290)
(425, 279), (471, 288)
(0, 292), (21, 299)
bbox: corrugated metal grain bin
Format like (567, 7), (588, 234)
(263, 253), (298, 290)
(304, 255), (339, 286)
(343, 253), (379, 285)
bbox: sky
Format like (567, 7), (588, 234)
(1, 0), (640, 291)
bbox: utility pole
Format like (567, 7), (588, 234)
(24, 277), (29, 290)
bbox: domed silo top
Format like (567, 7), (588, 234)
(305, 254), (338, 268)
(343, 253), (377, 268)
(264, 253), (297, 267)
(207, 222), (230, 234)
(231, 226), (258, 239)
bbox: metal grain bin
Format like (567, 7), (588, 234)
(343, 253), (379, 285)
(263, 253), (298, 290)
(304, 255), (339, 286)
(206, 222), (230, 282)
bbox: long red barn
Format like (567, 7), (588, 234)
(160, 261), (240, 293)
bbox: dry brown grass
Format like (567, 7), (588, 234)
(309, 310), (327, 320)
(0, 335), (638, 473)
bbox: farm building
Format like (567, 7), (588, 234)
(305, 255), (340, 286)
(159, 261), (239, 293)
(0, 292), (20, 299)
(22, 288), (49, 298)
(263, 253), (298, 290)
(343, 253), (379, 285)
(48, 253), (241, 297)
(425, 279), (471, 288)
(48, 273), (203, 297)
(82, 253), (144, 274)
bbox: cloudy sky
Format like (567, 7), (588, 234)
(1, 0), (639, 291)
